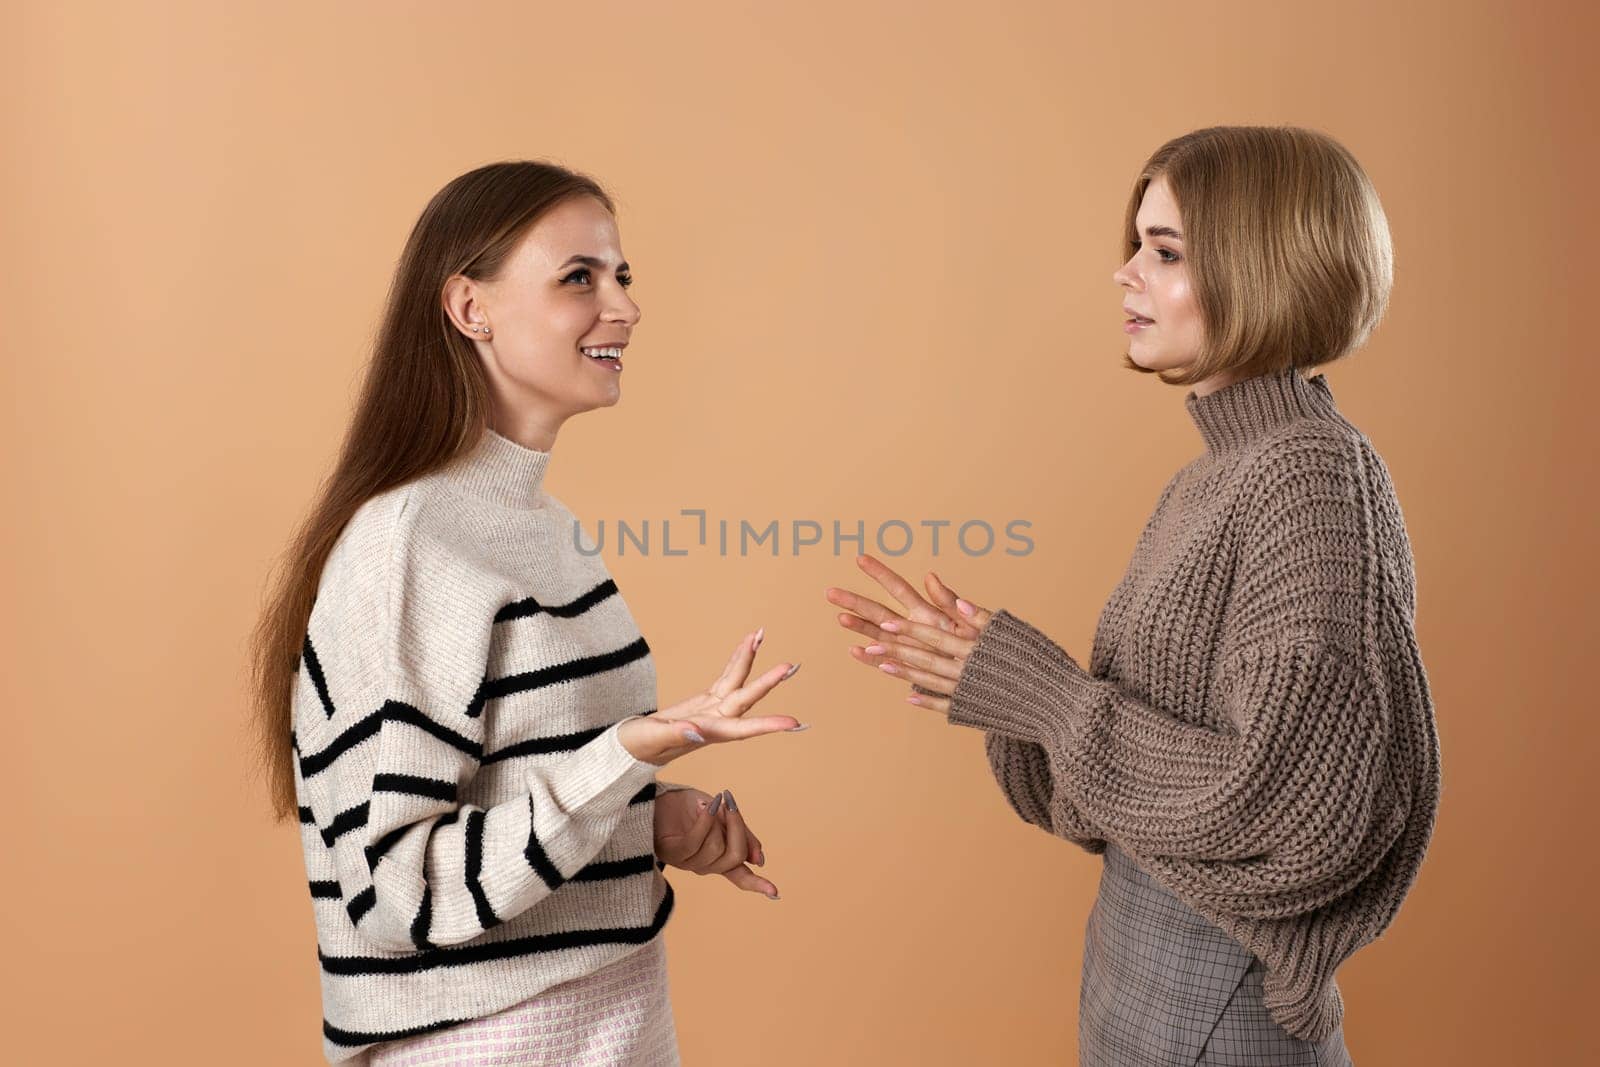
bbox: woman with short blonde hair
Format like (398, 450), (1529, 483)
(830, 126), (1438, 1065)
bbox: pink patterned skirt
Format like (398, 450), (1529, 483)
(365, 938), (679, 1066)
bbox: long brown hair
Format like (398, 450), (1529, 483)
(1121, 125), (1394, 387)
(248, 161), (616, 821)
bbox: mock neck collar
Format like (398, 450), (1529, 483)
(1185, 366), (1340, 453)
(438, 428), (552, 509)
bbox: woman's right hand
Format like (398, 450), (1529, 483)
(617, 629), (806, 766)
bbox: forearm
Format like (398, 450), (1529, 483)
(950, 610), (1394, 892)
(980, 733), (1106, 853)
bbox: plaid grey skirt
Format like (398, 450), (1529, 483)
(1079, 844), (1354, 1066)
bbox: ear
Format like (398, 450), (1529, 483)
(442, 274), (492, 341)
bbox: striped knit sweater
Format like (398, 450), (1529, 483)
(948, 366), (1441, 1042)
(291, 427), (675, 1063)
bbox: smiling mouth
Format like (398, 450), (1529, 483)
(580, 346), (623, 361)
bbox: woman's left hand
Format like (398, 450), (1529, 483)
(653, 787), (779, 900)
(824, 554), (996, 714)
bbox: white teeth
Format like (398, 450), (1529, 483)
(581, 346), (622, 360)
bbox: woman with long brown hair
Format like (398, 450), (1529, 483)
(249, 160), (805, 1064)
(827, 126), (1440, 1065)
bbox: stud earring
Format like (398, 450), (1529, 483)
(469, 324), (492, 336)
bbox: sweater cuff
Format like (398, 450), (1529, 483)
(948, 609), (1095, 743)
(538, 719), (660, 814)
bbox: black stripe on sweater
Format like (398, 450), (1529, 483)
(493, 578), (619, 623)
(467, 637), (651, 717)
(464, 810), (501, 930)
(320, 802), (369, 848)
(628, 783), (657, 806)
(298, 805), (316, 825)
(364, 825), (408, 871)
(319, 882), (674, 978)
(298, 700), (481, 779)
(345, 885), (376, 924)
(324, 1014), (467, 1049)
(372, 774), (457, 802)
(570, 854), (657, 882)
(410, 887), (435, 951)
(366, 810), (458, 872)
(483, 725), (606, 764)
(309, 880), (342, 899)
(302, 634), (337, 718)
(524, 796), (565, 891)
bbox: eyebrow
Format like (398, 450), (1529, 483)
(1140, 225), (1184, 241)
(558, 254), (630, 271)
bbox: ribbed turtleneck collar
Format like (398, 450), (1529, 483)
(1185, 366), (1340, 453)
(438, 428), (552, 509)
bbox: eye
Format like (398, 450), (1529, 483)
(1129, 239), (1180, 264)
(562, 267), (632, 288)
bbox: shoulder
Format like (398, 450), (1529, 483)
(323, 480), (506, 610)
(1233, 417), (1383, 528)
(1246, 415), (1411, 535)
(1250, 416), (1368, 486)
(1217, 423), (1382, 599)
(316, 486), (411, 603)
(304, 485), (504, 729)
(1225, 423), (1383, 654)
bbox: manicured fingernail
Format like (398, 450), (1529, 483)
(786, 723), (810, 732)
(880, 620), (900, 632)
(864, 644), (885, 655)
(781, 662), (801, 680)
(907, 694), (922, 705)
(765, 891), (781, 901)
(683, 729), (705, 744)
(879, 662), (898, 675)
(708, 792), (724, 816)
(957, 599), (975, 616)
(753, 627), (765, 651)
(724, 790), (739, 813)
(754, 850), (765, 866)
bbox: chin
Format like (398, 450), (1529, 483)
(1125, 345), (1163, 371)
(1127, 342), (1186, 373)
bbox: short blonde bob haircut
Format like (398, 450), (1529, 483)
(1122, 126), (1394, 387)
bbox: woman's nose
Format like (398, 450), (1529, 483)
(1113, 257), (1141, 289)
(604, 288), (642, 326)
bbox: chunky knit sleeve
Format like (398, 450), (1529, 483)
(979, 735), (1106, 852)
(298, 502), (658, 953)
(949, 439), (1412, 918)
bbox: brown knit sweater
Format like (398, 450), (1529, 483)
(947, 366), (1440, 1042)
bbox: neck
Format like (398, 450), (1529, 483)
(490, 414), (564, 453)
(1189, 368), (1245, 398)
(438, 426), (553, 509)
(1184, 365), (1341, 453)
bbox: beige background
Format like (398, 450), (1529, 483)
(5, 1), (1595, 1063)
